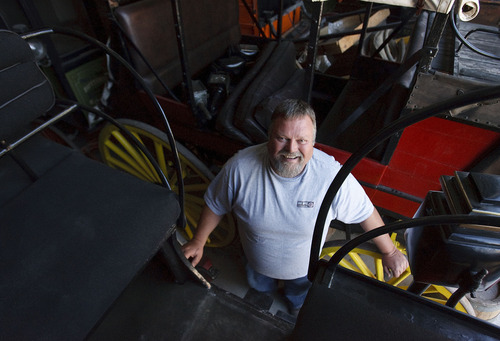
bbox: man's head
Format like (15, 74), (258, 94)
(267, 99), (316, 178)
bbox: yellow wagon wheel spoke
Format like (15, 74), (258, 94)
(320, 237), (475, 316)
(98, 118), (236, 247)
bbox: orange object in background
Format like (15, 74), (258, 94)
(239, 0), (302, 38)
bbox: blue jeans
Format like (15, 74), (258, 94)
(245, 264), (311, 310)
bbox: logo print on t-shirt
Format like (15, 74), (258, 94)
(297, 201), (314, 208)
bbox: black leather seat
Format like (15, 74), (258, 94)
(113, 0), (241, 94)
(112, 0), (302, 145)
(294, 266), (500, 340)
(0, 29), (180, 340)
(232, 40), (303, 144)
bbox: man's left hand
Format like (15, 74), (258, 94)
(382, 248), (409, 278)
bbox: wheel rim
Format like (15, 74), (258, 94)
(321, 237), (474, 315)
(98, 119), (236, 247)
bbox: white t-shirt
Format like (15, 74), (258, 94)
(204, 144), (374, 279)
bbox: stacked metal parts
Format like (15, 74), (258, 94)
(407, 171), (500, 292)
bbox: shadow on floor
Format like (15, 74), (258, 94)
(88, 254), (295, 340)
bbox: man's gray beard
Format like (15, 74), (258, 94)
(271, 156), (305, 178)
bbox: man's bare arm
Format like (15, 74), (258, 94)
(181, 205), (223, 266)
(359, 209), (409, 277)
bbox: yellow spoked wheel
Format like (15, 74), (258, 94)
(321, 236), (475, 316)
(98, 119), (236, 247)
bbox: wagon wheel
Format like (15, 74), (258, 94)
(320, 237), (475, 316)
(98, 119), (236, 247)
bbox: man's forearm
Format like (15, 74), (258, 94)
(359, 208), (396, 255)
(181, 205), (223, 266)
(192, 205), (224, 244)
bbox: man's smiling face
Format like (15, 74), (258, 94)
(267, 116), (315, 178)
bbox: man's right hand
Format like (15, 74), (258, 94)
(181, 205), (222, 267)
(181, 238), (205, 267)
